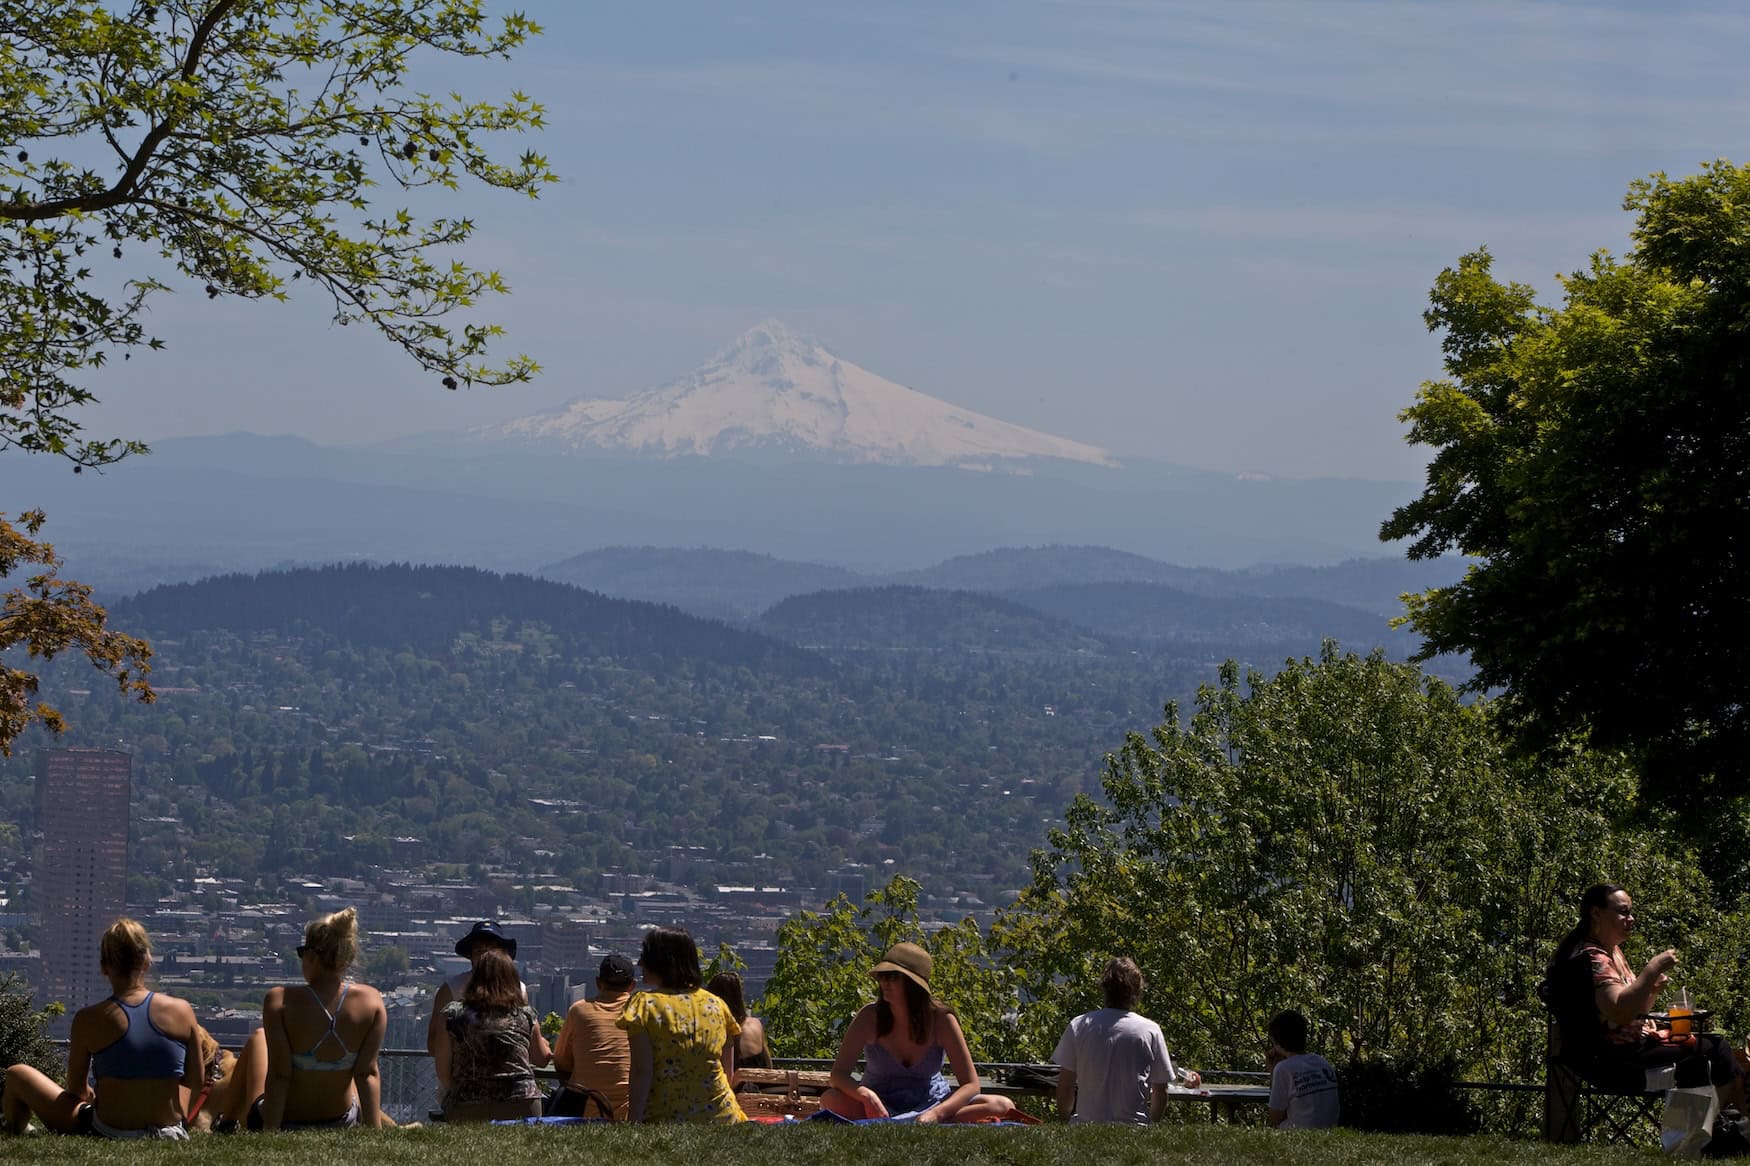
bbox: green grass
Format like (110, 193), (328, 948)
(0, 1123), (1668, 1165)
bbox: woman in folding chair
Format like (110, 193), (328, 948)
(1544, 883), (1742, 1107)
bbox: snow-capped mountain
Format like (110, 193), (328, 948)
(480, 319), (1117, 470)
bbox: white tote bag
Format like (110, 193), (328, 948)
(1660, 1081), (1720, 1157)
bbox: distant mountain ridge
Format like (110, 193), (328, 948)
(758, 586), (1109, 655)
(535, 543), (1463, 623)
(539, 547), (865, 624)
(1005, 581), (1402, 650)
(474, 319), (1116, 471)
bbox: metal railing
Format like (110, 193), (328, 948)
(377, 1049), (441, 1125)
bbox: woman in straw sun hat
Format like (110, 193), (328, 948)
(821, 942), (1015, 1123)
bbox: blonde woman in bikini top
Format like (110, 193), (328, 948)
(257, 907), (387, 1129)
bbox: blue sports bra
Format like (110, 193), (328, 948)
(291, 982), (358, 1072)
(90, 992), (187, 1081)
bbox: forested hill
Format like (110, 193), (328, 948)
(539, 547), (864, 622)
(759, 586), (1109, 654)
(893, 545), (1229, 593)
(115, 563), (826, 677)
(1005, 581), (1403, 650)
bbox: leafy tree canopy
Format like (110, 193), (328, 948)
(0, 509), (150, 753)
(0, 974), (63, 1101)
(0, 0), (554, 750)
(995, 646), (1728, 1108)
(758, 876), (1022, 1063)
(1381, 160), (1750, 813)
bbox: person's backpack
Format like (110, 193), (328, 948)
(1706, 1109), (1750, 1158)
(542, 1085), (617, 1120)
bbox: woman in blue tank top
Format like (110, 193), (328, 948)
(821, 943), (1016, 1124)
(2, 918), (199, 1138)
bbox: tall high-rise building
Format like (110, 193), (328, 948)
(35, 747), (131, 1007)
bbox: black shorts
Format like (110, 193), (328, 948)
(1586, 1032), (1741, 1092)
(245, 1095), (359, 1131)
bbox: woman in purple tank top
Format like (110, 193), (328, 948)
(821, 943), (1016, 1124)
(2, 918), (199, 1138)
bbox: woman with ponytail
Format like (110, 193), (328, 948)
(2, 918), (200, 1138)
(254, 907), (387, 1129)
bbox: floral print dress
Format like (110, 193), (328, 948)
(617, 988), (746, 1123)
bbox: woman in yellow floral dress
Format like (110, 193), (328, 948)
(618, 927), (746, 1123)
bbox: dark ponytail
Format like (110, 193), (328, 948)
(1547, 883), (1624, 975)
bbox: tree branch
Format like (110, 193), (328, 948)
(0, 0), (240, 223)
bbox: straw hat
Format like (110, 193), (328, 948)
(869, 942), (932, 994)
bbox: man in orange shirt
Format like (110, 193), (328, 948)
(551, 953), (636, 1119)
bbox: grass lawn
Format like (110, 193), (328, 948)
(0, 1123), (1668, 1165)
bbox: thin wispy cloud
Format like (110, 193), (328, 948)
(72, 0), (1750, 479)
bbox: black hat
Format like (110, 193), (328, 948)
(599, 953), (635, 984)
(455, 920), (516, 959)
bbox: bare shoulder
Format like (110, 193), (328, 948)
(261, 985), (289, 1012)
(932, 1004), (967, 1040)
(846, 1001), (880, 1037)
(347, 981), (386, 1014)
(70, 998), (120, 1042)
(154, 992), (199, 1035)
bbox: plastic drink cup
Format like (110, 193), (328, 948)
(1672, 988), (1693, 1036)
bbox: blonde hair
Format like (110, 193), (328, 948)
(302, 907), (361, 972)
(99, 918), (152, 980)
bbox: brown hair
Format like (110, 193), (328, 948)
(303, 907), (361, 973)
(1100, 956), (1145, 1010)
(706, 971), (748, 1023)
(639, 927), (702, 991)
(875, 976), (935, 1045)
(99, 917), (152, 981)
(1547, 883), (1629, 974)
(463, 947), (524, 1013)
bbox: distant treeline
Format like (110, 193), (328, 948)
(117, 563), (827, 679)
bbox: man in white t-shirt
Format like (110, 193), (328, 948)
(1266, 1009), (1339, 1130)
(1052, 957), (1196, 1124)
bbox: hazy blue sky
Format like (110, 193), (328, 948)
(81, 0), (1750, 479)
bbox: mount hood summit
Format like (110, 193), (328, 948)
(478, 320), (1116, 471)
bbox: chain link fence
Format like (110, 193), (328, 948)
(377, 1049), (440, 1125)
